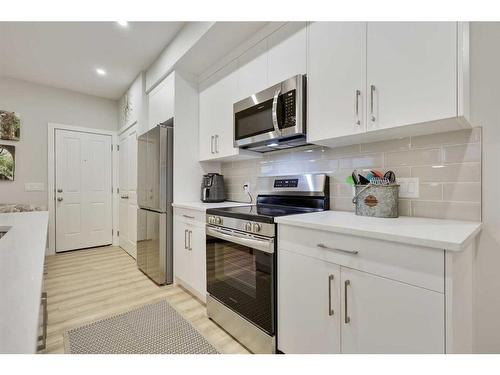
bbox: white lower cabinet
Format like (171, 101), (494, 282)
(278, 251), (340, 354)
(173, 208), (206, 302)
(340, 267), (444, 354)
(278, 227), (450, 354)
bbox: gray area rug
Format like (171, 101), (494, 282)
(64, 300), (219, 354)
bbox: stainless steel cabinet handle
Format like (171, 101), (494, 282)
(57, 197), (63, 202)
(328, 274), (334, 316)
(215, 135), (219, 153)
(184, 229), (188, 249)
(210, 135), (214, 154)
(37, 292), (48, 351)
(188, 230), (193, 250)
(182, 214), (195, 219)
(355, 90), (361, 125)
(370, 84), (376, 122)
(344, 280), (351, 324)
(317, 243), (359, 255)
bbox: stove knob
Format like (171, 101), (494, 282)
(245, 222), (252, 232)
(208, 216), (215, 224)
(253, 223), (262, 233)
(215, 217), (223, 225)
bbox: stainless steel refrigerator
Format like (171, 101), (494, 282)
(136, 120), (173, 285)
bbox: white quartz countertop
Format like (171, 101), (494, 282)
(172, 201), (251, 212)
(0, 211), (49, 353)
(275, 211), (482, 251)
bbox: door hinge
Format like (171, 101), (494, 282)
(117, 187), (120, 194)
(117, 145), (120, 151)
(112, 229), (114, 236)
(117, 230), (119, 236)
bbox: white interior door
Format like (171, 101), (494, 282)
(55, 129), (112, 252)
(119, 125), (138, 258)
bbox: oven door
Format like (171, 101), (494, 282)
(206, 225), (275, 335)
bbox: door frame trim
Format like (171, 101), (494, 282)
(47, 123), (119, 255)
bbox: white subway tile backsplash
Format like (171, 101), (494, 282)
(221, 127), (482, 221)
(385, 148), (441, 167)
(443, 143), (481, 164)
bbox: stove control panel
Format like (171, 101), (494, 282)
(206, 215), (275, 237)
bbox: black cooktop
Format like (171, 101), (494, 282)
(206, 204), (323, 224)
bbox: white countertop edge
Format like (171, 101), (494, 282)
(0, 211), (49, 353)
(172, 201), (251, 212)
(275, 213), (482, 252)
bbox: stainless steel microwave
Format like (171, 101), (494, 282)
(233, 74), (307, 152)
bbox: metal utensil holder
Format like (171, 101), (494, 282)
(352, 184), (399, 218)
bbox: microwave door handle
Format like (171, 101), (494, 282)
(272, 88), (282, 134)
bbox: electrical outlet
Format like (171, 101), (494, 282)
(243, 182), (251, 193)
(396, 177), (419, 199)
(24, 183), (44, 192)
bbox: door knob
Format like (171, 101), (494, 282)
(57, 188), (63, 193)
(57, 197), (63, 202)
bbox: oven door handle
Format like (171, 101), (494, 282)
(206, 226), (275, 254)
(271, 88), (282, 135)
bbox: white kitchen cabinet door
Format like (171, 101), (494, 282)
(148, 72), (175, 132)
(366, 22), (457, 131)
(307, 22), (367, 142)
(236, 39), (268, 102)
(267, 22), (307, 86)
(173, 218), (190, 285)
(187, 224), (207, 302)
(278, 250), (341, 354)
(199, 60), (239, 161)
(340, 267), (445, 354)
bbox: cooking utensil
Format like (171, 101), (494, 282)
(384, 170), (396, 183)
(358, 174), (370, 185)
(351, 170), (359, 185)
(371, 170), (384, 178)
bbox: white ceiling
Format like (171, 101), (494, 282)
(0, 22), (185, 100)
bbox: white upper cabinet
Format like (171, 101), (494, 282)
(199, 60), (240, 161)
(307, 22), (467, 147)
(267, 22), (307, 86)
(236, 39), (268, 102)
(366, 22), (457, 131)
(307, 22), (367, 142)
(148, 72), (175, 132)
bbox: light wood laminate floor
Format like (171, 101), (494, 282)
(42, 246), (250, 354)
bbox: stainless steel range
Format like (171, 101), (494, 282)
(205, 174), (329, 353)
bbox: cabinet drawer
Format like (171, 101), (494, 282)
(278, 224), (444, 293)
(173, 207), (205, 224)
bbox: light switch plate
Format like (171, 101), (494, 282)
(396, 177), (419, 199)
(24, 183), (44, 192)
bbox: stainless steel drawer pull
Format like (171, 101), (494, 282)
(355, 90), (361, 125)
(370, 84), (376, 122)
(328, 274), (334, 316)
(210, 135), (215, 154)
(317, 243), (359, 255)
(182, 215), (195, 219)
(344, 280), (351, 324)
(184, 229), (188, 249)
(188, 230), (193, 251)
(38, 292), (48, 351)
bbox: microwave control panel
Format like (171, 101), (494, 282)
(282, 90), (296, 128)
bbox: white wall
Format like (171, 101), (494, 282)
(470, 22), (500, 353)
(0, 76), (118, 210)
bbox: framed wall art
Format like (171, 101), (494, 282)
(0, 144), (15, 181)
(0, 110), (21, 141)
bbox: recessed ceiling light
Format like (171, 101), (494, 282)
(117, 21), (128, 27)
(96, 68), (107, 76)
